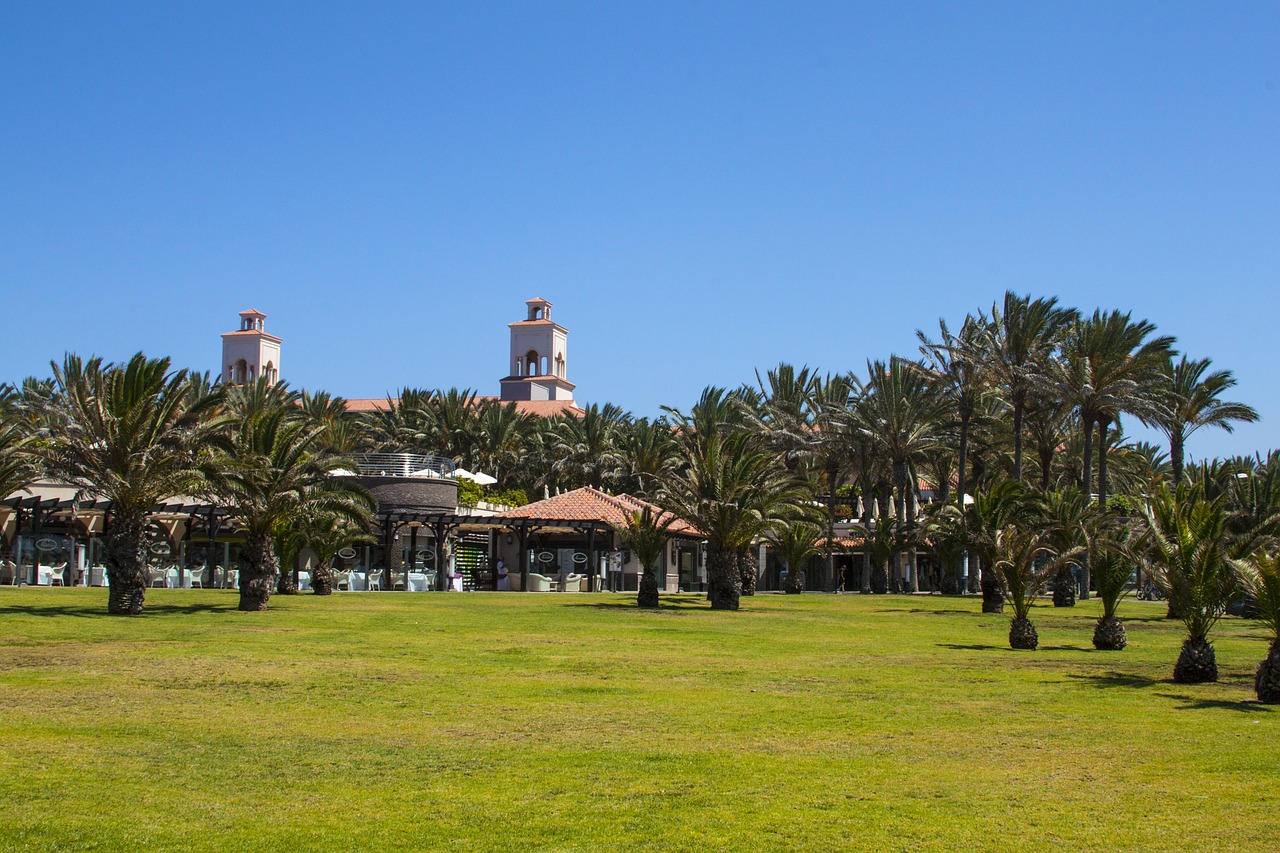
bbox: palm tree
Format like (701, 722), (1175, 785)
(37, 354), (223, 614)
(1092, 526), (1133, 650)
(0, 405), (39, 563)
(550, 403), (628, 490)
(659, 408), (799, 610)
(854, 358), (951, 592)
(992, 525), (1078, 650)
(617, 505), (678, 608)
(467, 399), (532, 490)
(766, 516), (826, 594)
(1039, 488), (1094, 607)
(364, 388), (436, 453)
(616, 416), (678, 499)
(919, 314), (991, 587)
(1145, 355), (1258, 485)
(931, 480), (1041, 613)
(1134, 484), (1239, 683)
(1235, 550), (1280, 703)
(1045, 310), (1173, 597)
(304, 516), (375, 596)
(983, 292), (1077, 483)
(211, 404), (374, 611)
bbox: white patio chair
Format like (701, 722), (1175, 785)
(48, 563), (68, 586)
(365, 570), (382, 591)
(149, 566), (168, 588)
(0, 560), (16, 586)
(188, 567), (205, 588)
(224, 569), (239, 589)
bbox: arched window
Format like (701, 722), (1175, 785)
(540, 356), (548, 375)
(234, 360), (248, 384)
(526, 350), (540, 375)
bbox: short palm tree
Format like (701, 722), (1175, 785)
(304, 516), (375, 596)
(211, 405), (373, 611)
(617, 505), (678, 608)
(766, 517), (826, 595)
(37, 354), (223, 614)
(1135, 485), (1239, 683)
(1039, 488), (1094, 607)
(1235, 550), (1280, 703)
(992, 527), (1077, 650)
(1092, 528), (1133, 650)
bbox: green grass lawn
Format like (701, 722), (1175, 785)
(1, 588), (1275, 852)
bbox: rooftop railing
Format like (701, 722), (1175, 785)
(347, 453), (457, 479)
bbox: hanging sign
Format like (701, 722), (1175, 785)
(337, 547), (357, 560)
(572, 552), (588, 565)
(35, 537), (58, 552)
(537, 551), (555, 563)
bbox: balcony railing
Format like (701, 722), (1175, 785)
(347, 453), (457, 479)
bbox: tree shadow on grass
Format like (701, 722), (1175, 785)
(904, 609), (976, 616)
(0, 602), (236, 618)
(1155, 693), (1274, 713)
(563, 597), (709, 613)
(1067, 671), (1162, 689)
(937, 643), (1005, 652)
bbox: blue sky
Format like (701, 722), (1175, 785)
(3, 2), (1277, 461)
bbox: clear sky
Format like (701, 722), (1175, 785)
(3, 2), (1277, 462)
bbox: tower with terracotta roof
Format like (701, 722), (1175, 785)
(499, 298), (575, 402)
(221, 309), (282, 386)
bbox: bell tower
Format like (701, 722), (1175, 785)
(221, 309), (282, 386)
(499, 297), (575, 402)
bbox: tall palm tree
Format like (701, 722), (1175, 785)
(854, 358), (951, 592)
(983, 292), (1077, 483)
(1045, 310), (1173, 596)
(549, 403), (629, 490)
(616, 416), (678, 499)
(37, 353), (224, 614)
(919, 314), (991, 588)
(467, 399), (532, 489)
(364, 388), (436, 453)
(211, 404), (374, 611)
(1144, 355), (1258, 485)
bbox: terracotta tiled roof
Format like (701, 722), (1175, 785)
(501, 487), (700, 535)
(816, 536), (867, 549)
(220, 330), (282, 342)
(342, 396), (584, 418)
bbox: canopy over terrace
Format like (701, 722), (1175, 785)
(1, 483), (242, 587)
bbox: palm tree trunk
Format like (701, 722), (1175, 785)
(956, 414), (969, 593)
(312, 563), (334, 595)
(104, 510), (149, 616)
(1097, 418), (1111, 510)
(1170, 431), (1185, 486)
(706, 546), (740, 611)
(238, 530), (278, 612)
(893, 461), (907, 593)
(906, 475), (919, 594)
(1038, 446), (1053, 491)
(860, 486), (873, 594)
(1012, 394), (1025, 482)
(738, 548), (758, 597)
(825, 464), (838, 592)
(1079, 415), (1094, 601)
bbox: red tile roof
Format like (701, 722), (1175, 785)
(343, 396), (584, 418)
(501, 487), (700, 535)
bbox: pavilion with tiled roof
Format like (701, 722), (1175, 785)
(493, 487), (702, 593)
